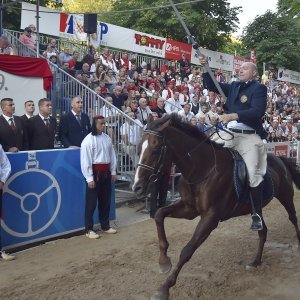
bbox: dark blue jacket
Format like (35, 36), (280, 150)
(59, 112), (91, 147)
(202, 73), (267, 138)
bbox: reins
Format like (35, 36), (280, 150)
(174, 127), (218, 185)
(137, 125), (235, 185)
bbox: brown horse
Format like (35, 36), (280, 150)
(132, 114), (300, 300)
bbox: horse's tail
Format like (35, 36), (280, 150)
(279, 157), (300, 190)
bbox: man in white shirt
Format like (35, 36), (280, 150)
(120, 112), (143, 167)
(81, 115), (117, 239)
(179, 86), (190, 106)
(196, 105), (208, 121)
(0, 145), (15, 260)
(178, 103), (194, 122)
(136, 98), (152, 127)
(99, 96), (120, 144)
(206, 104), (219, 125)
(165, 92), (182, 114)
(162, 80), (175, 100)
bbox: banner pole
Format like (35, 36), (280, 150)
(36, 0), (40, 58)
(168, 0), (227, 102)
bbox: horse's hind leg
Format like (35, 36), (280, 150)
(246, 219), (267, 269)
(277, 192), (300, 247)
(154, 201), (198, 274)
(151, 214), (219, 300)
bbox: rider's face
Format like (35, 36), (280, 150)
(239, 63), (257, 82)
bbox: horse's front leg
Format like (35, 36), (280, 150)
(151, 213), (219, 300)
(154, 200), (198, 274)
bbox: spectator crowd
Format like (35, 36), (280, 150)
(1, 27), (300, 151)
(44, 42), (300, 145)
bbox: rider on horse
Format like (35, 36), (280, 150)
(200, 56), (267, 231)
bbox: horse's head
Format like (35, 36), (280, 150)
(132, 115), (170, 197)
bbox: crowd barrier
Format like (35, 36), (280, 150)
(0, 149), (116, 251)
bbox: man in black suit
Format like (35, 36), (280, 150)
(28, 98), (57, 150)
(201, 56), (267, 231)
(20, 100), (35, 121)
(59, 96), (91, 148)
(0, 98), (28, 152)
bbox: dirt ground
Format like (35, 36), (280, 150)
(0, 192), (300, 300)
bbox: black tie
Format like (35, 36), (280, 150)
(75, 114), (81, 126)
(9, 118), (16, 131)
(44, 118), (50, 128)
(239, 82), (246, 88)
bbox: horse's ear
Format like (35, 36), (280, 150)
(147, 114), (154, 125)
(168, 113), (175, 126)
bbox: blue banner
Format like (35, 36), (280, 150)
(1, 149), (116, 250)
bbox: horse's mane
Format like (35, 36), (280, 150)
(149, 113), (223, 148)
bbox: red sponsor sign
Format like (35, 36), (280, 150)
(233, 56), (251, 73)
(165, 39), (192, 60)
(134, 33), (165, 50)
(274, 145), (289, 157)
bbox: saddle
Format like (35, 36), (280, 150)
(227, 149), (274, 206)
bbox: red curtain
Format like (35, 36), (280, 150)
(0, 55), (53, 91)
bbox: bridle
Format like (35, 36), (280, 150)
(137, 129), (167, 183)
(137, 125), (233, 185)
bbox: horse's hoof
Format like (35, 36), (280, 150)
(150, 290), (169, 300)
(245, 264), (256, 271)
(159, 261), (172, 274)
(246, 261), (261, 270)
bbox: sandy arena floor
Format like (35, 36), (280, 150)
(0, 193), (300, 300)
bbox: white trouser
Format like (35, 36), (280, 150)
(210, 130), (267, 187)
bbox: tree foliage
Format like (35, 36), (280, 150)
(242, 10), (300, 72)
(219, 35), (248, 57)
(100, 0), (241, 51)
(278, 0), (300, 17)
(61, 0), (113, 14)
(2, 0), (62, 31)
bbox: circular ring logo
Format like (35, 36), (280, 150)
(2, 168), (61, 238)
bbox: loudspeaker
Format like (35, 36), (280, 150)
(84, 14), (97, 34)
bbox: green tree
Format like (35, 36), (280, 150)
(242, 11), (300, 72)
(2, 0), (62, 31)
(219, 35), (248, 57)
(62, 0), (113, 13)
(278, 0), (300, 16)
(278, 0), (300, 26)
(100, 0), (241, 51)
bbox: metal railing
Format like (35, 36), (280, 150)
(49, 64), (144, 181)
(5, 29), (88, 58)
(4, 29), (143, 182)
(4, 29), (37, 57)
(4, 29), (168, 70)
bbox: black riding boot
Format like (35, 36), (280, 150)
(250, 182), (263, 231)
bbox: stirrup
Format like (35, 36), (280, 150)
(250, 213), (263, 231)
